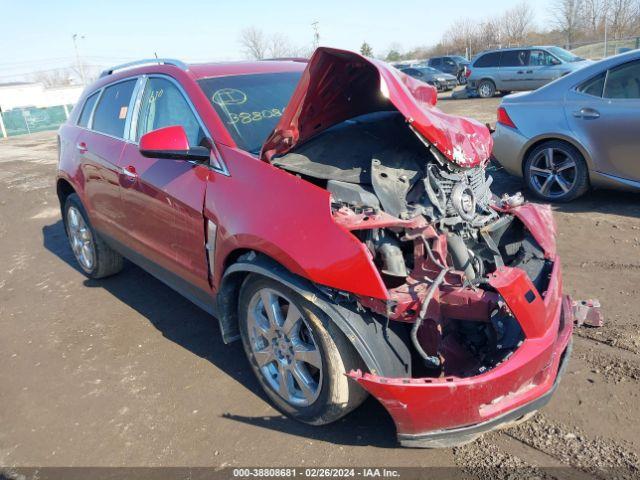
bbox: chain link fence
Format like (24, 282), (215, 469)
(0, 104), (74, 138)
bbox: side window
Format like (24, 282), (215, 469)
(443, 57), (456, 67)
(577, 72), (606, 97)
(92, 79), (137, 138)
(77, 92), (99, 128)
(529, 50), (556, 67)
(500, 50), (529, 67)
(474, 52), (500, 68)
(431, 58), (442, 67)
(603, 60), (640, 99)
(136, 77), (205, 146)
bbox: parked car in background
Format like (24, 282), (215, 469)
(492, 49), (640, 202)
(57, 47), (573, 448)
(468, 46), (591, 98)
(428, 56), (469, 83)
(400, 66), (458, 91)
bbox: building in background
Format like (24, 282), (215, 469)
(0, 81), (84, 138)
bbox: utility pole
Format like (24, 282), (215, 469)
(603, 12), (608, 58)
(72, 34), (86, 85)
(311, 21), (319, 50)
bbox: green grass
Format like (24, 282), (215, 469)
(571, 39), (639, 60)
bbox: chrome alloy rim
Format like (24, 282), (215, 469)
(66, 206), (95, 271)
(478, 82), (492, 97)
(529, 147), (577, 198)
(247, 288), (322, 407)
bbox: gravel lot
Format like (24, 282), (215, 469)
(1, 93), (639, 477)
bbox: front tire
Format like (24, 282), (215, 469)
(477, 79), (496, 98)
(63, 193), (124, 278)
(238, 274), (367, 425)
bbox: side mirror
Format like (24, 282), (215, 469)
(139, 125), (210, 162)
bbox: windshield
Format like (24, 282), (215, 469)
(198, 71), (302, 154)
(547, 47), (584, 63)
(420, 67), (441, 74)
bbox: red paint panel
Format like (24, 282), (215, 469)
(489, 266), (549, 339)
(262, 47), (492, 168)
(139, 125), (190, 152)
(352, 269), (572, 436)
(206, 144), (389, 300)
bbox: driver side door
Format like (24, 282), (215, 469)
(118, 75), (212, 292)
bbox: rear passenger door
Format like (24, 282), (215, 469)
(77, 78), (138, 242)
(566, 60), (640, 182)
(118, 75), (212, 292)
(498, 50), (531, 91)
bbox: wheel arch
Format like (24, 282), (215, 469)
(56, 177), (77, 216)
(216, 251), (412, 378)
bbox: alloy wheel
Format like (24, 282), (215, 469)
(478, 81), (494, 97)
(246, 288), (323, 407)
(66, 206), (95, 272)
(528, 147), (578, 199)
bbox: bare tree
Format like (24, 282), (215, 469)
(582, 0), (605, 37)
(239, 27), (268, 60)
(501, 1), (535, 45)
(69, 61), (99, 84)
(551, 0), (584, 47)
(477, 18), (502, 50)
(32, 69), (73, 88)
(267, 33), (293, 58)
(442, 18), (479, 57)
(606, 0), (640, 39)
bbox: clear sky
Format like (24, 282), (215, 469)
(0, 0), (553, 80)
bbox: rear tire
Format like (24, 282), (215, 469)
(523, 140), (589, 202)
(63, 193), (124, 278)
(477, 79), (496, 98)
(238, 274), (367, 425)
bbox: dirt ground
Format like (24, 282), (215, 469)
(1, 92), (639, 478)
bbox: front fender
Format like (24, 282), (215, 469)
(206, 144), (389, 300)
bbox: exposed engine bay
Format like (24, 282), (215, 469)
(273, 111), (553, 379)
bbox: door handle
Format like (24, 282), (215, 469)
(517, 70), (524, 74)
(526, 70), (533, 74)
(76, 142), (87, 154)
(573, 108), (600, 119)
(121, 165), (138, 179)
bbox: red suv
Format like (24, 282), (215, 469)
(57, 48), (573, 447)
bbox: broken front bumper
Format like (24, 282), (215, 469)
(350, 261), (574, 448)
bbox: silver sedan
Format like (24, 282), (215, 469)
(492, 49), (640, 202)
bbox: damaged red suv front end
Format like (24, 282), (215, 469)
(261, 48), (572, 447)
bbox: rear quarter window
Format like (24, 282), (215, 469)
(77, 92), (99, 128)
(603, 60), (640, 99)
(577, 72), (606, 97)
(474, 52), (500, 68)
(92, 79), (137, 138)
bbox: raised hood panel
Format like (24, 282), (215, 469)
(261, 47), (492, 168)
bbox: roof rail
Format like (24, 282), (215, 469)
(99, 58), (188, 78)
(261, 57), (309, 63)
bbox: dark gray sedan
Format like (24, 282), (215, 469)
(492, 49), (640, 202)
(400, 66), (458, 91)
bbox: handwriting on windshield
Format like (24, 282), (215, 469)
(226, 108), (285, 125)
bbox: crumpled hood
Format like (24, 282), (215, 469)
(261, 47), (492, 168)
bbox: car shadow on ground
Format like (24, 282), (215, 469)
(490, 163), (640, 219)
(41, 219), (398, 448)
